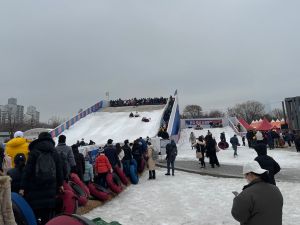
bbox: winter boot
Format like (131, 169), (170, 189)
(149, 171), (153, 180)
(152, 170), (156, 179)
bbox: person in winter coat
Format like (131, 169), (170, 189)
(146, 142), (156, 179)
(5, 131), (30, 168)
(0, 176), (17, 225)
(205, 135), (220, 168)
(55, 135), (76, 180)
(254, 143), (280, 185)
(230, 135), (240, 158)
(104, 139), (120, 168)
(83, 155), (94, 185)
(0, 146), (12, 175)
(165, 140), (177, 176)
(116, 143), (125, 162)
(220, 132), (226, 142)
(19, 132), (63, 225)
(189, 132), (196, 150)
(71, 144), (85, 181)
(95, 148), (112, 188)
(231, 161), (283, 225)
(295, 134), (300, 152)
(193, 136), (206, 168)
(246, 130), (255, 148)
(132, 140), (143, 171)
(7, 153), (26, 193)
(267, 131), (274, 149)
(122, 140), (132, 176)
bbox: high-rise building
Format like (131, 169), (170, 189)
(26, 105), (40, 124)
(0, 98), (24, 124)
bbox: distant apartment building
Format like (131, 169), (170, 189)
(24, 105), (40, 125)
(0, 98), (24, 124)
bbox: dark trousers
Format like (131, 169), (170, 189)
(167, 160), (175, 175)
(149, 170), (156, 179)
(209, 152), (220, 167)
(96, 172), (108, 188)
(199, 151), (205, 167)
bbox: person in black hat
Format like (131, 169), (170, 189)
(7, 153), (26, 192)
(122, 139), (133, 176)
(104, 139), (120, 168)
(19, 132), (63, 225)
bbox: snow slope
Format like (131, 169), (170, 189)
(84, 169), (300, 225)
(177, 127), (300, 169)
(60, 106), (164, 145)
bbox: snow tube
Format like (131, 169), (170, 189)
(56, 189), (78, 214)
(88, 182), (110, 201)
(70, 173), (90, 197)
(11, 192), (37, 225)
(46, 214), (95, 225)
(218, 141), (229, 150)
(129, 159), (139, 184)
(138, 158), (145, 173)
(69, 181), (88, 206)
(106, 173), (122, 194)
(114, 166), (128, 185)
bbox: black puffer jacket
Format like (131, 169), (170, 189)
(254, 143), (281, 185)
(122, 144), (132, 161)
(71, 145), (85, 181)
(20, 138), (63, 209)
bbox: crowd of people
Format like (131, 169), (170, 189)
(0, 131), (165, 224)
(110, 97), (168, 107)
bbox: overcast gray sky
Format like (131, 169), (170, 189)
(1, 0), (299, 122)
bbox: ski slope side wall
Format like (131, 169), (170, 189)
(50, 100), (109, 138)
(167, 92), (180, 142)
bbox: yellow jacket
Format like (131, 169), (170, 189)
(5, 137), (30, 167)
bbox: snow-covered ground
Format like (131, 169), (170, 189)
(84, 169), (300, 225)
(60, 108), (164, 145)
(177, 127), (300, 169)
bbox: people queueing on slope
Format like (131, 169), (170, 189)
(71, 144), (85, 181)
(146, 141), (156, 180)
(95, 148), (113, 188)
(55, 135), (76, 181)
(110, 97), (168, 107)
(7, 153), (26, 193)
(83, 155), (94, 185)
(193, 136), (206, 168)
(220, 132), (226, 142)
(88, 140), (96, 145)
(116, 143), (125, 163)
(205, 134), (220, 168)
(122, 140), (133, 176)
(189, 132), (196, 150)
(19, 132), (64, 225)
(254, 143), (281, 186)
(231, 161), (283, 225)
(165, 140), (177, 176)
(230, 134), (240, 158)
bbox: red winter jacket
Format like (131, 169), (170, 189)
(95, 154), (112, 174)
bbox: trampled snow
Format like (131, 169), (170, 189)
(84, 169), (300, 225)
(60, 108), (164, 145)
(177, 127), (300, 169)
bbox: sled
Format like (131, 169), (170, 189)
(114, 166), (128, 185)
(218, 141), (229, 150)
(11, 192), (37, 225)
(88, 182), (110, 201)
(106, 173), (122, 194)
(46, 214), (95, 225)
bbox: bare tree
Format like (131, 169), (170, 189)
(48, 116), (68, 128)
(182, 105), (203, 119)
(227, 101), (265, 123)
(208, 110), (225, 118)
(271, 108), (284, 119)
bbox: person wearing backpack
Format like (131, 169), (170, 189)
(165, 140), (177, 176)
(19, 132), (63, 225)
(55, 135), (76, 181)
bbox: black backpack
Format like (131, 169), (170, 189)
(35, 151), (56, 183)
